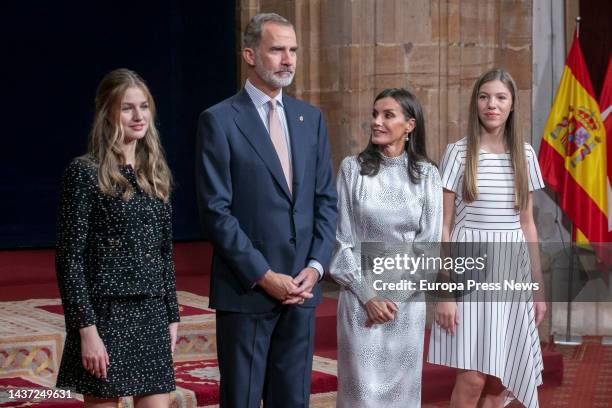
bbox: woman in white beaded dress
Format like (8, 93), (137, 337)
(427, 68), (547, 408)
(330, 88), (442, 407)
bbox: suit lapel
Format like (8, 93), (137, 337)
(232, 89), (292, 201)
(284, 96), (307, 201)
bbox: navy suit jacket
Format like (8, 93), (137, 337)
(196, 88), (337, 313)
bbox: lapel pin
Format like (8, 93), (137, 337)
(299, 115), (304, 122)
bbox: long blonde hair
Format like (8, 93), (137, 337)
(463, 68), (528, 211)
(84, 68), (172, 202)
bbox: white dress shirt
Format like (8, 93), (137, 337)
(244, 79), (324, 279)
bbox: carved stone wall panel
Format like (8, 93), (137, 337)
(237, 0), (533, 165)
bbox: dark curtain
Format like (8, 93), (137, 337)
(579, 0), (612, 98)
(0, 2), (236, 248)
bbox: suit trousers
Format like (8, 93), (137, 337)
(216, 305), (316, 408)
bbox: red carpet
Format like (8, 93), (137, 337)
(0, 292), (337, 407)
(420, 330), (563, 403)
(0, 242), (213, 301)
(537, 337), (612, 407)
(425, 337), (610, 407)
(173, 359), (337, 406)
(0, 242), (566, 407)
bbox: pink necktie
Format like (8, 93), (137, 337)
(268, 100), (292, 194)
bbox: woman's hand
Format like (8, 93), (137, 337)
(79, 325), (109, 379)
(435, 301), (459, 335)
(534, 301), (547, 327)
(169, 322), (179, 353)
(364, 297), (398, 327)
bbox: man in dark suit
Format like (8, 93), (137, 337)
(196, 12), (337, 408)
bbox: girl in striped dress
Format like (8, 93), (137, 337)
(427, 68), (547, 408)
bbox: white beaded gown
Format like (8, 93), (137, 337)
(427, 138), (545, 408)
(330, 153), (442, 408)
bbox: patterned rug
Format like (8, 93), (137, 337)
(0, 292), (338, 407)
(535, 337), (612, 408)
(4, 291), (590, 407)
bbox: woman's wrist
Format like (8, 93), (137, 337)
(79, 325), (98, 337)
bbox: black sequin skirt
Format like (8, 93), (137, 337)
(56, 296), (175, 397)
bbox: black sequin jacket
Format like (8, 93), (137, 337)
(55, 157), (180, 331)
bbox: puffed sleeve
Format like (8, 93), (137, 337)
(525, 143), (545, 191)
(55, 159), (97, 331)
(162, 202), (180, 323)
(329, 157), (376, 305)
(415, 163), (443, 244)
(439, 142), (462, 193)
(410, 163), (444, 281)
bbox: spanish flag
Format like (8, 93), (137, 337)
(538, 31), (610, 248)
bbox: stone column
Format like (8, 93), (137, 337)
(238, 0), (533, 167)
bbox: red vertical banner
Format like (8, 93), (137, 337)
(599, 54), (612, 234)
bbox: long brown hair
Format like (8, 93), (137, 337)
(84, 68), (172, 202)
(358, 88), (433, 183)
(463, 68), (528, 210)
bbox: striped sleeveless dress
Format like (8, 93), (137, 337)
(427, 137), (545, 408)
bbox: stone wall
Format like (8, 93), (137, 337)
(237, 0), (534, 167)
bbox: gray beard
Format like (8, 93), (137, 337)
(254, 54), (295, 89)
